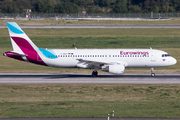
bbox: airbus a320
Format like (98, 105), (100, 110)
(3, 22), (177, 77)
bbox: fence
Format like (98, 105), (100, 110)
(0, 13), (179, 20)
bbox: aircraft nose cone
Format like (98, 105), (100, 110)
(172, 57), (177, 65)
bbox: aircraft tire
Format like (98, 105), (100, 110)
(92, 71), (98, 77)
(151, 73), (155, 77)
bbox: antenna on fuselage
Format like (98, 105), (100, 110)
(150, 47), (152, 50)
(73, 43), (77, 50)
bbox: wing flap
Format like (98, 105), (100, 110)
(77, 58), (108, 65)
(76, 58), (128, 68)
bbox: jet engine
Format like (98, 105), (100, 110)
(102, 64), (125, 74)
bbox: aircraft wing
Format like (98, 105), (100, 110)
(76, 58), (128, 68)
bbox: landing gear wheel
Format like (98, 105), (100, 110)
(151, 68), (155, 77)
(92, 71), (98, 77)
(151, 73), (155, 77)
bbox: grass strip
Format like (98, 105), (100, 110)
(0, 84), (180, 118)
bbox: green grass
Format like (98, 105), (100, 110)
(1, 28), (180, 49)
(1, 84), (180, 118)
(1, 19), (180, 25)
(0, 28), (180, 73)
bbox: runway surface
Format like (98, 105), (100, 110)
(0, 73), (180, 84)
(1, 25), (180, 29)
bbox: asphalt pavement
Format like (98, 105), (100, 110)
(0, 73), (180, 84)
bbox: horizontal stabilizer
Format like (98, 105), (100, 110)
(6, 52), (27, 57)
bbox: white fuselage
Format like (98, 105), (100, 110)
(39, 49), (177, 69)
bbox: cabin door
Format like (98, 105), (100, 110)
(151, 51), (156, 62)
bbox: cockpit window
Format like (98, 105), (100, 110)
(162, 54), (170, 57)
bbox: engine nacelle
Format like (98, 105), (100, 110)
(102, 64), (125, 74)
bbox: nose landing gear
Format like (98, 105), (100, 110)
(151, 68), (155, 77)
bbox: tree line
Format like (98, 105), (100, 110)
(0, 0), (180, 13)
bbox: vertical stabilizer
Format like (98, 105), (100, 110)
(5, 22), (47, 66)
(7, 22), (38, 53)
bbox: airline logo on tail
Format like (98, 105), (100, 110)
(4, 22), (49, 66)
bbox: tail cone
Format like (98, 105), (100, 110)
(3, 52), (7, 56)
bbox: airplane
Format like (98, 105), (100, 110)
(3, 22), (177, 77)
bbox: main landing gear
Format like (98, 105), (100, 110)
(92, 71), (98, 77)
(92, 68), (99, 77)
(151, 68), (155, 77)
